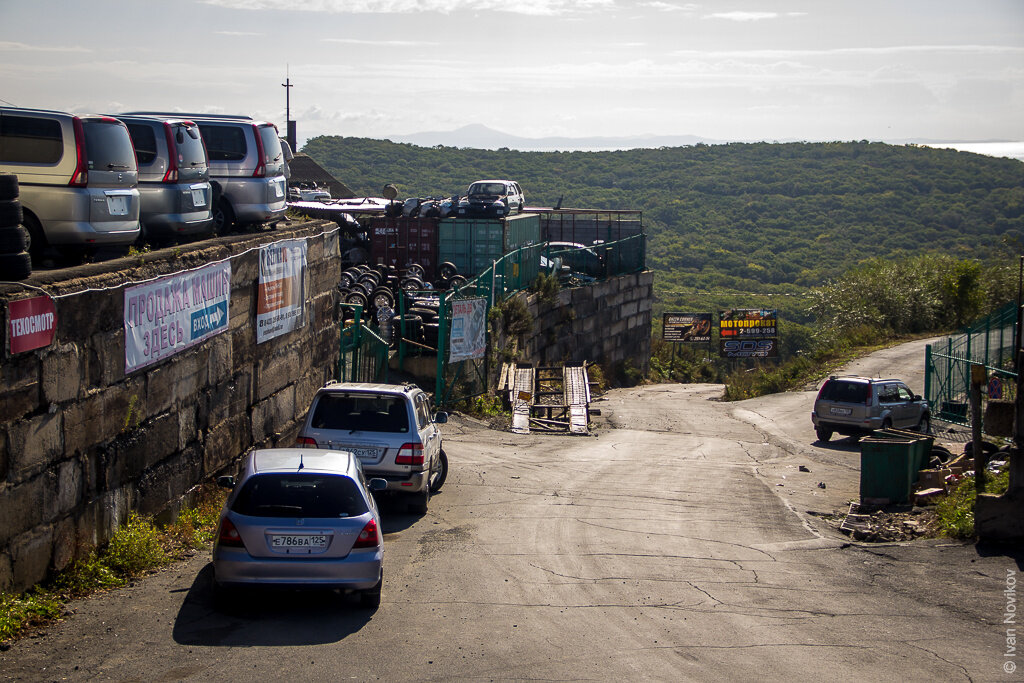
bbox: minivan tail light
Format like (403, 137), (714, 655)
(217, 517), (246, 549)
(161, 122), (179, 183)
(395, 443), (423, 466)
(296, 436), (317, 447)
(353, 519), (380, 548)
(69, 117), (88, 187)
(251, 124), (266, 178)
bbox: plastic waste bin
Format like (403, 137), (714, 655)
(860, 436), (919, 504)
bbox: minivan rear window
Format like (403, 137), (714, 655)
(231, 473), (368, 518)
(199, 124), (247, 161)
(83, 120), (137, 171)
(310, 393), (410, 433)
(820, 380), (870, 403)
(174, 123), (207, 168)
(0, 115), (63, 164)
(257, 124), (282, 164)
(126, 123), (158, 165)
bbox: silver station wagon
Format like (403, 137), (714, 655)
(213, 448), (386, 607)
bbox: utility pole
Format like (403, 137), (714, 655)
(281, 66), (295, 146)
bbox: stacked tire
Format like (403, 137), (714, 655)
(0, 173), (31, 280)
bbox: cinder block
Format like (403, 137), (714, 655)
(178, 404), (198, 452)
(0, 353), (41, 422)
(135, 445), (203, 516)
(0, 552), (12, 593)
(256, 348), (300, 401)
(55, 458), (83, 517)
(42, 343), (82, 404)
(620, 301), (639, 318)
(9, 412), (63, 481)
(0, 475), (48, 546)
(206, 334), (233, 386)
(52, 517), (76, 572)
(145, 352), (203, 416)
(11, 526), (53, 593)
(204, 413), (250, 476)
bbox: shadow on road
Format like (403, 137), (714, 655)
(171, 564), (374, 647)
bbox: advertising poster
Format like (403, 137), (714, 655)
(449, 297), (487, 362)
(256, 239), (307, 344)
(663, 312), (712, 343)
(124, 262), (232, 373)
(719, 309), (778, 358)
(8, 295), (57, 354)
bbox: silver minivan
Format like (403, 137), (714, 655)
(116, 115), (213, 242)
(0, 107), (140, 256)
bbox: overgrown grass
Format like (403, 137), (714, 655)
(0, 486), (226, 644)
(935, 469), (1011, 539)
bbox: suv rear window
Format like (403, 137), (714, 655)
(257, 124), (282, 164)
(819, 380), (870, 403)
(310, 393), (410, 433)
(0, 115), (63, 164)
(232, 473), (368, 518)
(199, 123), (246, 161)
(83, 120), (137, 171)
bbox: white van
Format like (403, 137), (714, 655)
(0, 107), (140, 257)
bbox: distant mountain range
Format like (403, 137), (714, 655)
(387, 124), (1023, 159)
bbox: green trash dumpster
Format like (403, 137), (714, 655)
(874, 428), (935, 476)
(860, 433), (927, 504)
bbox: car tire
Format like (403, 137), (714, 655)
(0, 252), (32, 281)
(815, 427), (833, 442)
(0, 225), (28, 253)
(213, 199), (235, 234)
(0, 172), (18, 201)
(0, 199), (23, 228)
(371, 286), (396, 310)
(881, 418), (892, 430)
(405, 263), (425, 280)
(345, 290), (368, 308)
(429, 449), (448, 493)
(438, 261), (458, 279)
(408, 485), (429, 514)
(360, 577), (382, 609)
(917, 414), (931, 435)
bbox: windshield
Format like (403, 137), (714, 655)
(469, 183), (508, 196)
(232, 473), (368, 518)
(83, 120), (137, 171)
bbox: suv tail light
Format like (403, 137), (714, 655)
(69, 117), (88, 187)
(296, 436), (317, 447)
(251, 123), (266, 178)
(395, 443), (423, 466)
(353, 519), (380, 548)
(217, 518), (246, 549)
(161, 122), (179, 183)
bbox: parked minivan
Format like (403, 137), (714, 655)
(0, 107), (140, 256)
(115, 115), (213, 242)
(124, 113), (287, 232)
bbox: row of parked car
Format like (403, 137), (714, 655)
(0, 106), (290, 259)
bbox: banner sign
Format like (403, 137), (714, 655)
(8, 295), (57, 354)
(256, 239), (307, 344)
(124, 262), (232, 373)
(449, 297), (487, 362)
(663, 313), (712, 343)
(719, 309), (778, 358)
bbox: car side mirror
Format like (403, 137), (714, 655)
(913, 394), (922, 401)
(216, 475), (235, 489)
(368, 478), (388, 492)
(434, 411), (448, 424)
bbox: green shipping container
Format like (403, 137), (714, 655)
(438, 213), (541, 278)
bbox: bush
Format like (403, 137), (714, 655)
(102, 513), (166, 577)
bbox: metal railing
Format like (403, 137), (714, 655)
(338, 304), (390, 384)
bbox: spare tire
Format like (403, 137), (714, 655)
(0, 225), (28, 254)
(0, 199), (22, 228)
(0, 172), (18, 201)
(0, 251), (32, 281)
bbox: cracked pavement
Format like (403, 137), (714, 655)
(1, 338), (1019, 681)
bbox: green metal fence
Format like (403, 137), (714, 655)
(924, 301), (1017, 429)
(338, 304), (390, 383)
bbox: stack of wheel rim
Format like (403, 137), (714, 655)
(0, 172), (31, 281)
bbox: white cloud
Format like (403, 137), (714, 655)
(321, 38), (433, 46)
(201, 0), (613, 16)
(214, 31), (265, 36)
(706, 11), (780, 21)
(640, 2), (698, 12)
(0, 41), (91, 53)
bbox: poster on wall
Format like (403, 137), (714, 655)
(718, 308), (778, 358)
(256, 239), (307, 344)
(449, 297), (487, 362)
(662, 313), (712, 343)
(8, 295), (57, 354)
(124, 261), (232, 373)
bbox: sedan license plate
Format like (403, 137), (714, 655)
(105, 194), (129, 216)
(191, 186), (207, 207)
(271, 534), (327, 549)
(830, 407), (852, 416)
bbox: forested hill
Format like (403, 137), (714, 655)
(302, 136), (1024, 297)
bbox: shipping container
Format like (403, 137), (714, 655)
(367, 216), (439, 277)
(538, 210), (643, 246)
(438, 212), (541, 278)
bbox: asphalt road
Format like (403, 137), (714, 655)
(2, 339), (1020, 681)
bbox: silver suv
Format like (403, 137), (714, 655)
(0, 106), (140, 256)
(811, 375), (930, 442)
(297, 382), (448, 513)
(122, 113), (286, 232)
(117, 115), (213, 242)
(457, 179), (525, 218)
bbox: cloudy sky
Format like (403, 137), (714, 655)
(1, 0), (1022, 149)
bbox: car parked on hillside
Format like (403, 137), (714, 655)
(213, 448), (386, 607)
(296, 382), (448, 514)
(811, 375), (930, 442)
(457, 179), (525, 218)
(121, 113), (287, 233)
(0, 106), (140, 258)
(115, 115), (213, 242)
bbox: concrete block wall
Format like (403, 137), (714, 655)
(502, 271), (653, 375)
(0, 221), (341, 593)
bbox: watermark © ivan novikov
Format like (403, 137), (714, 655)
(1006, 569), (1018, 674)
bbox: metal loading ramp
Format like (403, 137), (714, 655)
(499, 362), (595, 435)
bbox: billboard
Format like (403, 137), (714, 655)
(124, 262), (232, 373)
(449, 297), (487, 362)
(663, 313), (712, 343)
(719, 309), (778, 358)
(256, 239), (307, 344)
